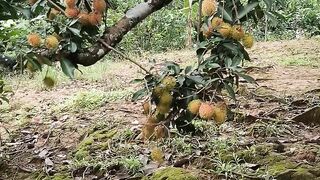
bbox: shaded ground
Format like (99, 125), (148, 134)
(1, 38), (320, 180)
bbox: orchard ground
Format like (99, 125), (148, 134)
(1, 38), (320, 179)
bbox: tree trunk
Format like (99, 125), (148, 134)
(67, 0), (173, 66)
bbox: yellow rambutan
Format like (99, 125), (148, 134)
(43, 76), (56, 88)
(162, 76), (177, 90)
(159, 91), (173, 105)
(218, 23), (232, 38)
(231, 25), (245, 41)
(213, 101), (227, 125)
(211, 17), (223, 30)
(202, 0), (218, 17)
(242, 33), (254, 48)
(45, 35), (59, 49)
(187, 99), (202, 115)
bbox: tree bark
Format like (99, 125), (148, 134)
(68, 0), (173, 66)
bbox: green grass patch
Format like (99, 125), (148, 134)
(279, 55), (320, 67)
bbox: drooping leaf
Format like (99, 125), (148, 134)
(237, 1), (259, 20)
(237, 73), (256, 84)
(60, 58), (76, 79)
(132, 88), (147, 102)
(224, 83), (236, 100)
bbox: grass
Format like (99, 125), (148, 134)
(66, 90), (107, 111)
(278, 56), (320, 67)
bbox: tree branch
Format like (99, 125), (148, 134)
(67, 0), (173, 66)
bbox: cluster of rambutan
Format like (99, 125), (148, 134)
(201, 0), (254, 48)
(63, 0), (106, 26)
(203, 16), (254, 48)
(27, 33), (60, 50)
(141, 76), (177, 141)
(187, 99), (227, 125)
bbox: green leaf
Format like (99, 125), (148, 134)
(26, 55), (42, 71)
(130, 78), (144, 84)
(0, 96), (9, 103)
(185, 66), (192, 74)
(237, 1), (259, 20)
(238, 73), (256, 84)
(60, 58), (76, 79)
(217, 5), (233, 22)
(177, 75), (186, 87)
(187, 75), (204, 84)
(132, 88), (147, 102)
(224, 83), (236, 100)
(262, 0), (272, 10)
(68, 41), (77, 53)
(68, 27), (82, 37)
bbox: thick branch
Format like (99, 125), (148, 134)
(69, 0), (173, 66)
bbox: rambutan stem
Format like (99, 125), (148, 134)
(98, 39), (151, 75)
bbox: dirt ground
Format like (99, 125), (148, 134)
(1, 38), (320, 180)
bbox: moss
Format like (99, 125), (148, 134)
(73, 129), (117, 160)
(74, 147), (90, 161)
(149, 167), (198, 180)
(268, 160), (297, 175)
(258, 153), (286, 164)
(291, 168), (315, 180)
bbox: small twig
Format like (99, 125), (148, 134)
(40, 129), (52, 147)
(232, 0), (240, 24)
(98, 39), (151, 74)
(47, 0), (65, 14)
(197, 0), (202, 43)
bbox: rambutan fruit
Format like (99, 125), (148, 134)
(231, 25), (245, 41)
(151, 147), (164, 163)
(242, 33), (254, 48)
(88, 12), (102, 26)
(154, 125), (169, 140)
(187, 99), (202, 115)
(159, 91), (173, 105)
(202, 0), (218, 17)
(211, 17), (223, 30)
(64, 0), (77, 8)
(48, 8), (60, 20)
(143, 101), (151, 115)
(161, 76), (176, 90)
(45, 35), (59, 49)
(218, 23), (232, 38)
(78, 11), (90, 25)
(213, 101), (227, 125)
(65, 8), (79, 18)
(43, 76), (56, 88)
(27, 33), (41, 47)
(199, 102), (215, 120)
(153, 86), (164, 97)
(93, 0), (107, 13)
(156, 104), (170, 114)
